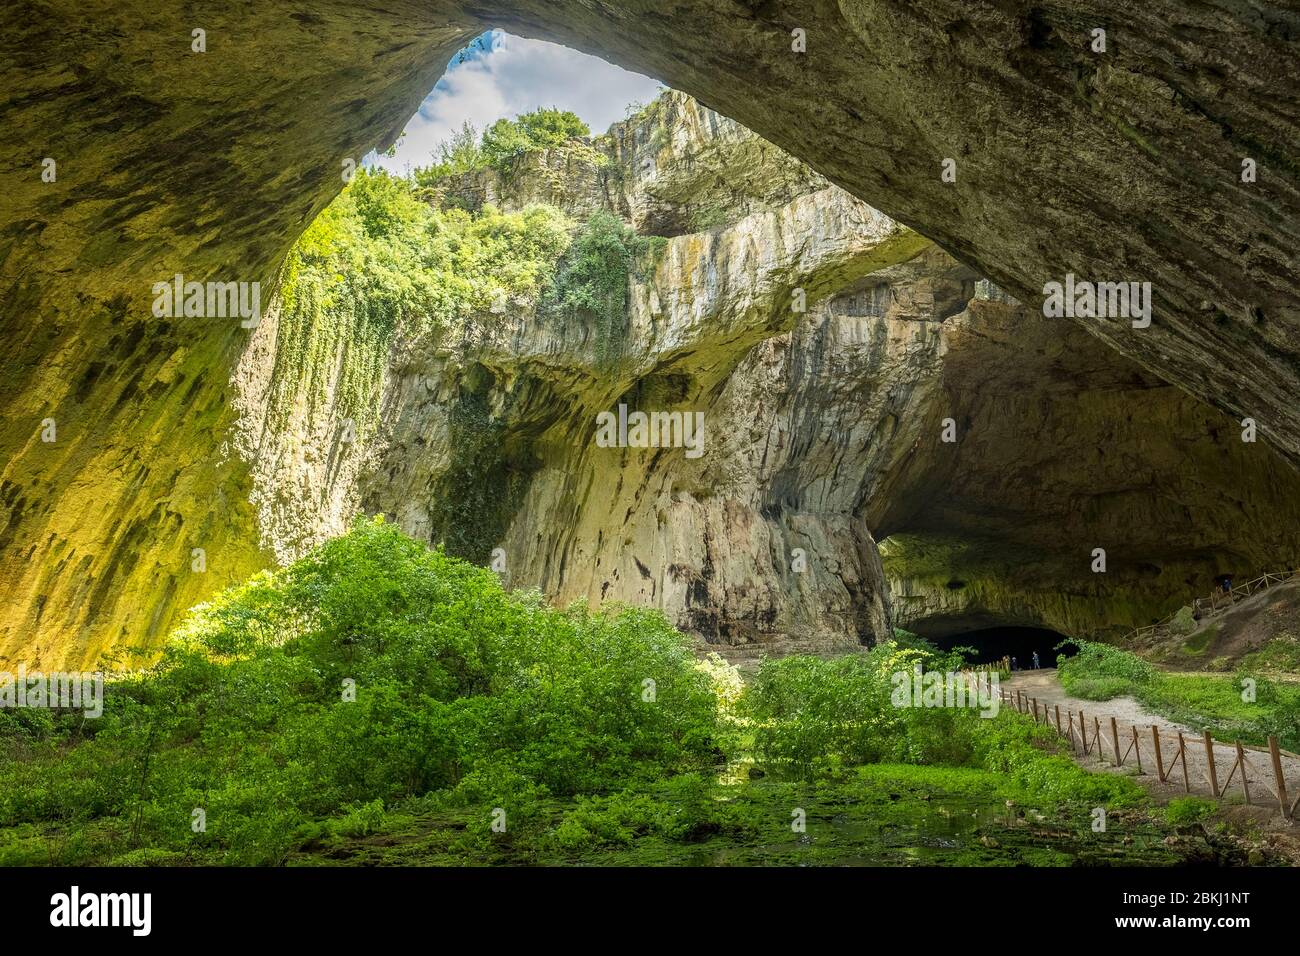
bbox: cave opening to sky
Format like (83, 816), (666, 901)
(365, 30), (665, 176)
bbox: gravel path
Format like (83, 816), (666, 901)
(1001, 669), (1300, 817)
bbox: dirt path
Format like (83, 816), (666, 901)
(1001, 669), (1300, 821)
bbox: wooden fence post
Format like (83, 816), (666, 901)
(1132, 725), (1143, 774)
(1235, 741), (1250, 805)
(1204, 731), (1219, 797)
(1079, 709), (1087, 754)
(1269, 737), (1288, 818)
(1110, 716), (1122, 766)
(1031, 697), (1039, 724)
(1177, 732), (1190, 792)
(1054, 704), (1062, 734)
(1152, 726), (1164, 782)
(1093, 717), (1101, 761)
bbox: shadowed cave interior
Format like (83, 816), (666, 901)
(927, 626), (1076, 668)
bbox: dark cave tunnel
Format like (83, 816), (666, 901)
(928, 625), (1077, 669)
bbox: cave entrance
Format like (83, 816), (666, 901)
(929, 625), (1075, 669)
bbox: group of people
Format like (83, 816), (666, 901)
(1008, 651), (1041, 671)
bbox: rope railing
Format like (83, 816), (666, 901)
(1001, 688), (1300, 820)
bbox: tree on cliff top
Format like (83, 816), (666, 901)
(417, 108), (592, 183)
(481, 107), (591, 170)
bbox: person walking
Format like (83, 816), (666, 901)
(1032, 651), (1040, 669)
(1010, 656), (1018, 672)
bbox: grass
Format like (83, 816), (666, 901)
(1240, 637), (1300, 675)
(1059, 640), (1300, 751)
(1181, 624), (1216, 656)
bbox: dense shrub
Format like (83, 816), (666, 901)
(744, 643), (1144, 806)
(482, 108), (590, 171)
(1057, 639), (1156, 692)
(541, 210), (663, 366)
(1165, 796), (1217, 826)
(0, 518), (721, 863)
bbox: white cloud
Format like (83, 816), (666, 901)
(368, 31), (664, 175)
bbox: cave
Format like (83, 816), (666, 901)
(4, 0), (1300, 884)
(927, 625), (1077, 669)
(2, 3), (1300, 671)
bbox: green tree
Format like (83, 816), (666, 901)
(481, 108), (590, 172)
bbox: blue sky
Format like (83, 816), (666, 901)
(367, 31), (664, 175)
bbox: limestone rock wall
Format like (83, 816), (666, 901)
(5, 0), (1300, 669)
(358, 184), (925, 654)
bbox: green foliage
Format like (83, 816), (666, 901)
(1181, 628), (1214, 655)
(550, 773), (762, 851)
(745, 648), (917, 773)
(744, 643), (1146, 807)
(481, 108), (590, 172)
(332, 799), (387, 838)
(0, 518), (720, 864)
(1164, 796), (1217, 826)
(1059, 639), (1300, 750)
(418, 121), (486, 179)
(1171, 605), (1197, 635)
(542, 210), (658, 367)
(971, 714), (1146, 807)
(3, 532), (1190, 865)
(622, 91), (667, 125)
(414, 108), (592, 184)
(1058, 639), (1156, 691)
(1240, 636), (1300, 673)
(270, 168), (571, 439)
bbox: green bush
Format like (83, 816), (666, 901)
(1065, 676), (1134, 701)
(0, 517), (722, 864)
(1164, 797), (1216, 826)
(541, 210), (659, 366)
(744, 643), (1146, 807)
(482, 108), (590, 172)
(550, 773), (760, 852)
(1058, 639), (1156, 694)
(332, 799), (387, 838)
(744, 647), (990, 775)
